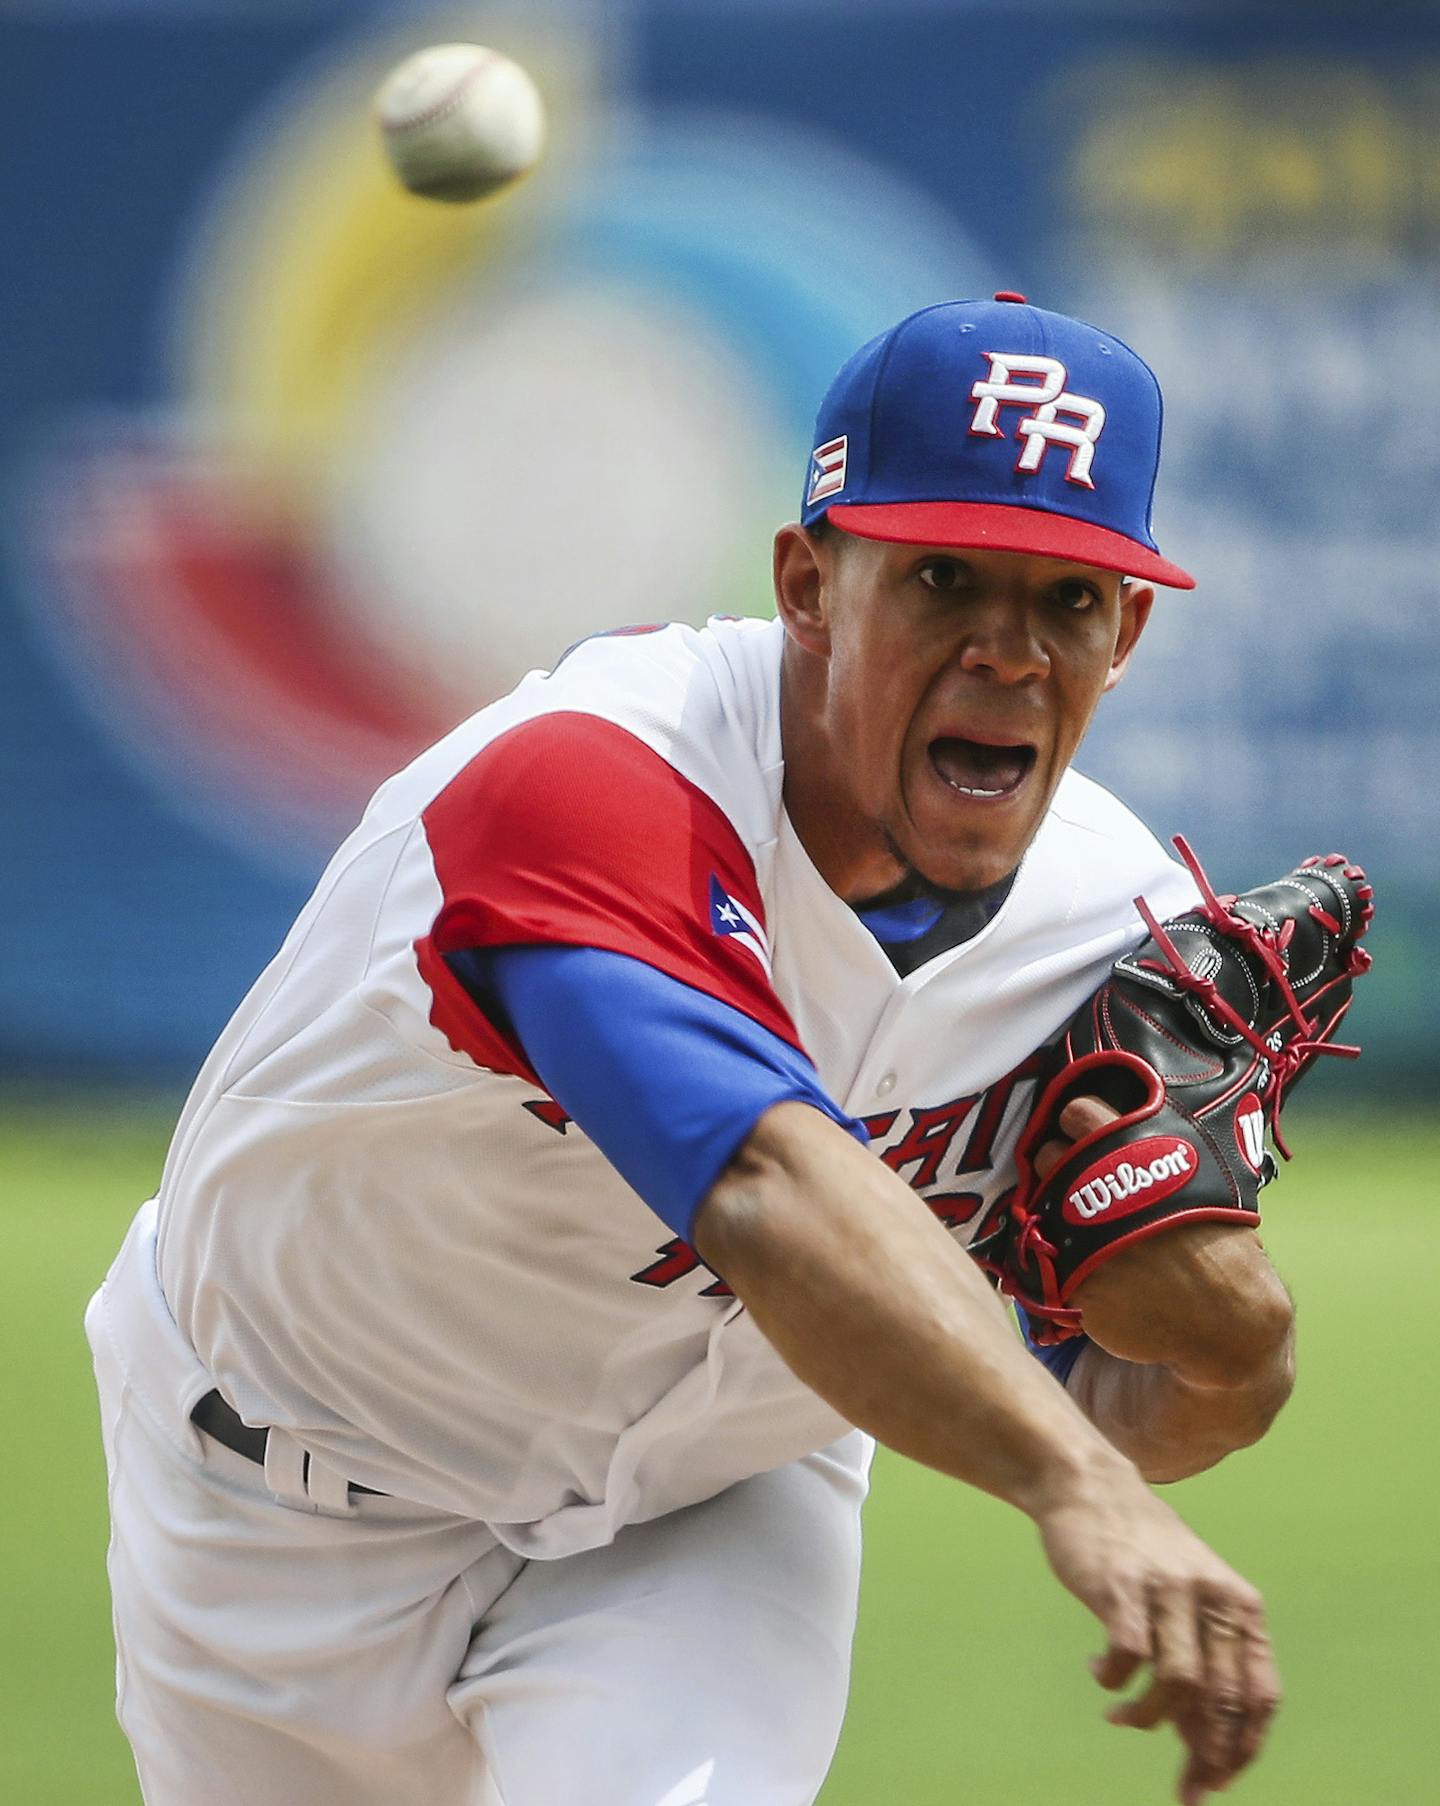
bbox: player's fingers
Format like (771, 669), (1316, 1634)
(1230, 1606), (1282, 1772)
(1090, 1595), (1151, 1692)
(1177, 1593), (1280, 1800)
(1178, 1743), (1227, 1806)
(1033, 1135), (1070, 1181)
(1035, 1096), (1121, 1180)
(1197, 1600), (1250, 1775)
(1200, 1590), (1281, 1782)
(1105, 1674), (1173, 1730)
(1056, 1094), (1119, 1141)
(1106, 1577), (1203, 1730)
(1090, 1646), (1144, 1690)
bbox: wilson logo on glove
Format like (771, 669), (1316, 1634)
(1063, 1137), (1197, 1224)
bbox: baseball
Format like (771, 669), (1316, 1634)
(374, 43), (545, 203)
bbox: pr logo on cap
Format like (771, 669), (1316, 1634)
(800, 295), (1195, 589)
(967, 354), (1107, 489)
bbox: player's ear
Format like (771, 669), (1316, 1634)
(1103, 581), (1155, 692)
(773, 523), (833, 658)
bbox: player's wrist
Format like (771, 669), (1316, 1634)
(1012, 1428), (1143, 1526)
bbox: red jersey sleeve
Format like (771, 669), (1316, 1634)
(414, 712), (802, 1075)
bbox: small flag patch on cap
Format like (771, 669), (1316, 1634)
(807, 434), (848, 505)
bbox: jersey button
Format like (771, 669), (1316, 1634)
(875, 1071), (898, 1097)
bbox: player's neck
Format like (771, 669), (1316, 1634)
(778, 654), (904, 903)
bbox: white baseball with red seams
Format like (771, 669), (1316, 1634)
(375, 43), (545, 203)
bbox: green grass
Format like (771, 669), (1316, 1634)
(1, 1101), (175, 1805)
(2, 1099), (1434, 1805)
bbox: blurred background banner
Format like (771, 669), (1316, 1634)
(2, 0), (1435, 1083)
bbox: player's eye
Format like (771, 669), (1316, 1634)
(917, 558), (969, 592)
(1049, 577), (1101, 612)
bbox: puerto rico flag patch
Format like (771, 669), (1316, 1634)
(807, 434), (848, 505)
(709, 873), (773, 976)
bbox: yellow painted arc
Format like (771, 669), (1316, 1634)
(174, 29), (586, 503)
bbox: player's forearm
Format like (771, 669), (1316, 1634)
(694, 1100), (1138, 1520)
(1066, 1327), (1296, 1484)
(1062, 1222), (1297, 1482)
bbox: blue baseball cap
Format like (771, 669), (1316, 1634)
(802, 293), (1194, 589)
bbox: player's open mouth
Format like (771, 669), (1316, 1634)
(927, 736), (1035, 800)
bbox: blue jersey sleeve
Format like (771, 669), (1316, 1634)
(447, 943), (869, 1241)
(1016, 1306), (1091, 1386)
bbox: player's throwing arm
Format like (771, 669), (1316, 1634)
(696, 1101), (1281, 1806)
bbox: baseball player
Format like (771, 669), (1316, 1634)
(87, 296), (1294, 1806)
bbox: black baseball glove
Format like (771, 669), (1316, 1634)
(971, 840), (1375, 1342)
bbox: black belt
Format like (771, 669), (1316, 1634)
(190, 1390), (386, 1496)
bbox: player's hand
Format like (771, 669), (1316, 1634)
(1037, 1476), (1281, 1805)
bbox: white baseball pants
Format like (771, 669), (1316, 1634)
(87, 1204), (872, 1806)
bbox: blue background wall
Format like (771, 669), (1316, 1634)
(2, 0), (1434, 1085)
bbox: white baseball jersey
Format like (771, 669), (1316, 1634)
(153, 614), (1198, 1557)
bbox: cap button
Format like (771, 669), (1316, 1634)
(993, 290), (1027, 304)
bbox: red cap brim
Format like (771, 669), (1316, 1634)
(826, 501), (1196, 590)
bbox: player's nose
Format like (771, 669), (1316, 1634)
(954, 599), (1051, 684)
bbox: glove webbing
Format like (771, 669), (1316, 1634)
(1134, 838), (1370, 1157)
